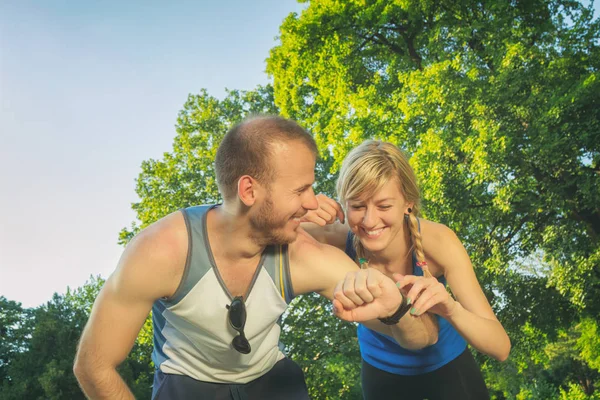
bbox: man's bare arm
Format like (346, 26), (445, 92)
(73, 212), (186, 399)
(290, 230), (438, 349)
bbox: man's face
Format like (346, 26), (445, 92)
(250, 140), (318, 245)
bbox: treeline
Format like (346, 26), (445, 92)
(0, 280), (153, 400)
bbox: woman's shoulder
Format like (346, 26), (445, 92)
(419, 218), (463, 261)
(418, 218), (456, 242)
(417, 218), (469, 275)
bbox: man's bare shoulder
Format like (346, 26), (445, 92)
(135, 211), (188, 255)
(113, 210), (188, 300)
(289, 227), (329, 260)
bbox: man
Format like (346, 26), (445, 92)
(73, 116), (437, 399)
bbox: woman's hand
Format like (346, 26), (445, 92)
(300, 193), (345, 226)
(394, 274), (457, 318)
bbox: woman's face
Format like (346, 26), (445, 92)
(346, 179), (412, 254)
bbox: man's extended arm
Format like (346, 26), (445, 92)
(290, 230), (438, 349)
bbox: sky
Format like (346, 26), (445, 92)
(1, 1), (599, 309)
(0, 0), (306, 308)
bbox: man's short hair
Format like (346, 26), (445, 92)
(215, 115), (318, 200)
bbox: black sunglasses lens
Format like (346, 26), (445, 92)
(228, 297), (246, 330)
(227, 296), (251, 354)
(232, 335), (251, 354)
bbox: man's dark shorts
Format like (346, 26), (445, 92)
(152, 357), (310, 400)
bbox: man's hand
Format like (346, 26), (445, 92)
(332, 268), (403, 322)
(300, 193), (345, 226)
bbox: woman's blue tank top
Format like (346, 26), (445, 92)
(345, 228), (467, 375)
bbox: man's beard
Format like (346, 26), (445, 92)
(250, 196), (298, 246)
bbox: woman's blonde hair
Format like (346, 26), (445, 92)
(336, 140), (431, 277)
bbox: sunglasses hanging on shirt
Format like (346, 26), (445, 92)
(226, 296), (251, 354)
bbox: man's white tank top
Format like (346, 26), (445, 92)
(151, 205), (296, 383)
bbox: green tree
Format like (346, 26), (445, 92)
(267, 0), (599, 396)
(0, 293), (88, 400)
(0, 277), (154, 399)
(0, 297), (30, 386)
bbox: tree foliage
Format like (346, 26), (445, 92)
(268, 0), (600, 311)
(266, 1), (600, 396)
(0, 277), (154, 399)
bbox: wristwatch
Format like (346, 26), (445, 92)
(378, 292), (412, 325)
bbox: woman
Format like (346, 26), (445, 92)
(302, 140), (510, 400)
